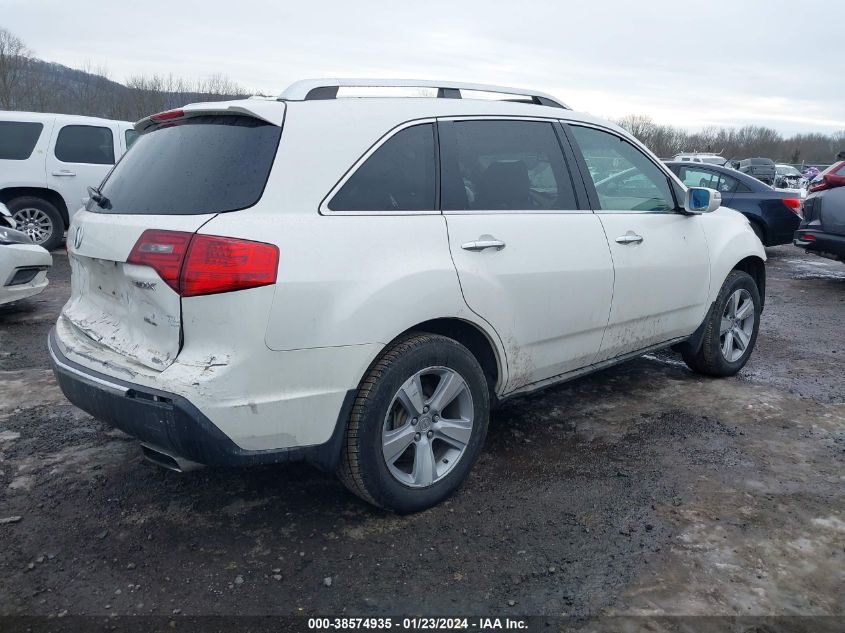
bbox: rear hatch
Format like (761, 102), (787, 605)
(62, 104), (284, 371)
(803, 162), (845, 237)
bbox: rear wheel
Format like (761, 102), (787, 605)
(8, 196), (64, 251)
(682, 270), (761, 377)
(337, 333), (489, 513)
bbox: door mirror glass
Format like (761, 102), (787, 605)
(685, 187), (721, 213)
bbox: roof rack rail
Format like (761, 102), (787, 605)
(278, 79), (569, 109)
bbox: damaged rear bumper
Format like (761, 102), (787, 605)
(47, 328), (351, 471)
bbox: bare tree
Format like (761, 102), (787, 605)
(0, 27), (33, 109)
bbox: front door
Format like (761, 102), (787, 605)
(440, 119), (614, 392)
(566, 124), (711, 362)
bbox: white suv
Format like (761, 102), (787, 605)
(0, 111), (136, 250)
(49, 80), (766, 512)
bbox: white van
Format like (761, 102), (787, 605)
(0, 111), (136, 250)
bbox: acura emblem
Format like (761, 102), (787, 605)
(73, 226), (84, 249)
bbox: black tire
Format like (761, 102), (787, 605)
(337, 333), (490, 513)
(7, 196), (64, 251)
(682, 270), (761, 377)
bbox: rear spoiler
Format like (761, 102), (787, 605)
(135, 97), (285, 133)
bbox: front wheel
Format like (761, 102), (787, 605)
(682, 270), (761, 377)
(337, 333), (490, 513)
(8, 196), (64, 251)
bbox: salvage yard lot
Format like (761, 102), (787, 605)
(0, 247), (843, 617)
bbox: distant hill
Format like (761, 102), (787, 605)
(5, 57), (247, 122)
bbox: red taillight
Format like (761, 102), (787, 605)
(150, 109), (185, 122)
(800, 233), (816, 241)
(127, 230), (191, 292)
(181, 234), (279, 297)
(127, 230), (278, 297)
(781, 197), (802, 217)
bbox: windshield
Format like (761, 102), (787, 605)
(699, 156), (727, 165)
(777, 165), (801, 176)
(92, 115), (281, 215)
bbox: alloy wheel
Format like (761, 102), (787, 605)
(381, 366), (474, 488)
(13, 208), (53, 245)
(720, 288), (755, 362)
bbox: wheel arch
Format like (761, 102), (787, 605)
(745, 215), (768, 246)
(0, 187), (70, 228)
(732, 255), (766, 309)
(702, 212), (767, 310)
(393, 318), (505, 404)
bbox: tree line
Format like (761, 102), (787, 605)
(617, 114), (844, 166)
(2, 26), (843, 164)
(0, 27), (247, 121)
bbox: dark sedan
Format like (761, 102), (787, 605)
(665, 162), (802, 246)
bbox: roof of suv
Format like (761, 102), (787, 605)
(138, 83), (628, 139)
(0, 110), (131, 125)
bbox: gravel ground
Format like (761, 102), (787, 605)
(0, 246), (842, 623)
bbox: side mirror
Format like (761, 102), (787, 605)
(684, 187), (721, 214)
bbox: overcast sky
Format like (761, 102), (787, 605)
(3, 0), (843, 134)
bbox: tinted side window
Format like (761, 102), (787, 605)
(329, 124), (436, 211)
(570, 126), (674, 212)
(441, 120), (576, 211)
(55, 125), (115, 164)
(0, 121), (44, 160)
(679, 166), (720, 189)
(125, 129), (140, 149)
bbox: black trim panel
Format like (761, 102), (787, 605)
(794, 229), (845, 259)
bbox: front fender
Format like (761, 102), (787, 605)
(701, 207), (767, 308)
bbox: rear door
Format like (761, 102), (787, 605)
(46, 122), (120, 215)
(566, 124), (710, 361)
(441, 118), (614, 392)
(63, 111), (284, 371)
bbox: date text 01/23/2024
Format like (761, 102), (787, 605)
(307, 617), (529, 630)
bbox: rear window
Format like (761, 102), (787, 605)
(0, 121), (43, 160)
(94, 115), (282, 215)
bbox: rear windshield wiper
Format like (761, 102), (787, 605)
(87, 186), (111, 210)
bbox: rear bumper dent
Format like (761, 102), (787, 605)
(48, 328), (352, 471)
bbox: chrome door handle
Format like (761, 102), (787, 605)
(51, 170), (76, 177)
(461, 238), (506, 252)
(615, 233), (643, 245)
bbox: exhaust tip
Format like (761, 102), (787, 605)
(141, 444), (204, 473)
